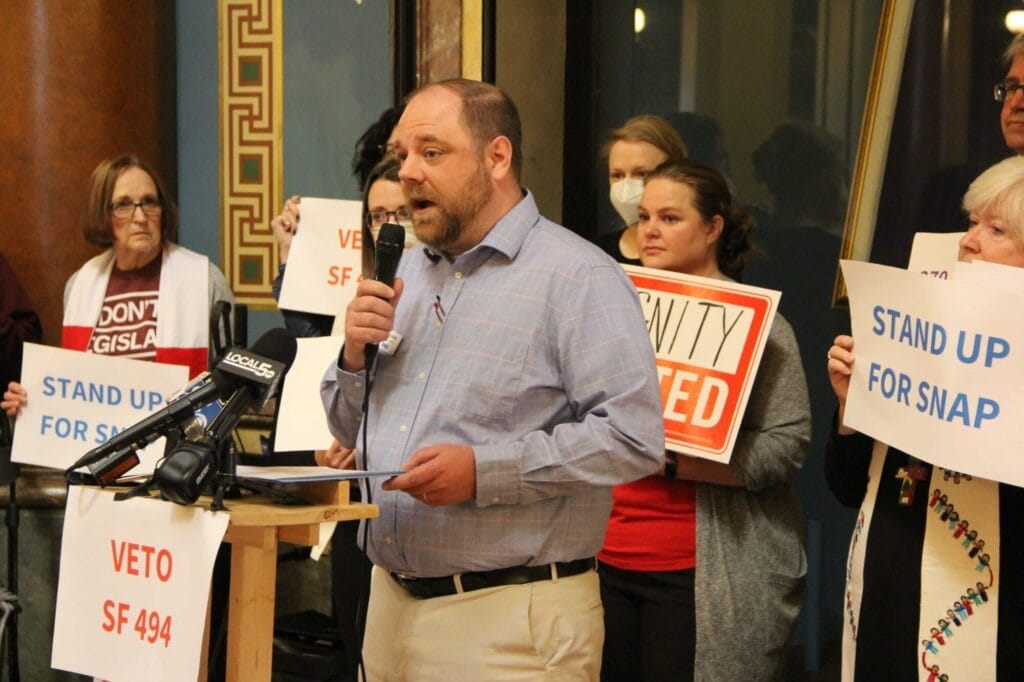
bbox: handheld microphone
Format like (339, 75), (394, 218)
(69, 328), (298, 483)
(364, 223), (406, 371)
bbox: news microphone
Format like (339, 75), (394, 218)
(209, 300), (232, 367)
(364, 223), (406, 370)
(68, 328), (298, 482)
(232, 303), (248, 348)
(216, 327), (296, 409)
(154, 328), (297, 504)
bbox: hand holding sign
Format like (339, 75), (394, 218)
(624, 265), (781, 461)
(1, 381), (27, 417)
(840, 259), (1024, 486)
(827, 335), (856, 434)
(271, 195), (302, 264)
(277, 197), (365, 317)
(12, 344), (188, 473)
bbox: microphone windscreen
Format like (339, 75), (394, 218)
(377, 223), (406, 252)
(374, 223), (406, 285)
(249, 327), (298, 372)
(208, 369), (239, 401)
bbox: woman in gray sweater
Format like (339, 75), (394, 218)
(598, 159), (810, 681)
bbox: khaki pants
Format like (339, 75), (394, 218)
(362, 565), (604, 681)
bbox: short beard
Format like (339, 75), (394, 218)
(412, 161), (493, 254)
(412, 211), (462, 253)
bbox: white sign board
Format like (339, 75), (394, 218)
(273, 336), (342, 452)
(11, 344), (188, 472)
(52, 486), (229, 681)
(277, 197), (364, 317)
(907, 231), (963, 279)
(841, 259), (1024, 486)
(954, 258), (1024, 289)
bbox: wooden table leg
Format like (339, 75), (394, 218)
(225, 526), (278, 682)
(197, 595), (211, 682)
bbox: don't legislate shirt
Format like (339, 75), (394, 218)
(87, 256), (161, 360)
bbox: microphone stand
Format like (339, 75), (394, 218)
(202, 393), (307, 511)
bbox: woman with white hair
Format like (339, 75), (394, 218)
(826, 156), (1024, 680)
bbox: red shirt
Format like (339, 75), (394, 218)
(86, 257), (161, 361)
(598, 474), (697, 572)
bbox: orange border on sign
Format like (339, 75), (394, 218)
(626, 267), (776, 459)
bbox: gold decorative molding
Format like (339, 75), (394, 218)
(461, 0), (483, 80)
(218, 0), (283, 308)
(833, 0), (914, 306)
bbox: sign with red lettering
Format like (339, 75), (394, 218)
(52, 486), (229, 681)
(278, 197), (365, 316)
(624, 265), (780, 462)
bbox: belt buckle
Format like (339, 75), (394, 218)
(392, 571), (420, 591)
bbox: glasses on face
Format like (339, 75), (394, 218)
(367, 207), (411, 227)
(110, 197), (163, 219)
(994, 81), (1024, 102)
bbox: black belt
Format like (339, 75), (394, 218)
(388, 557), (597, 600)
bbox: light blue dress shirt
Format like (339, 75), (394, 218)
(322, 191), (664, 576)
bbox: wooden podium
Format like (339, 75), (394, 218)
(206, 480), (377, 682)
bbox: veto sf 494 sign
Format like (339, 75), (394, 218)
(624, 265), (780, 462)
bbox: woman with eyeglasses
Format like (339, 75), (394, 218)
(268, 154), (413, 679)
(2, 154), (233, 416)
(826, 156), (1024, 680)
(271, 155), (414, 341)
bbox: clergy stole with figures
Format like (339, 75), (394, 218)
(918, 469), (998, 681)
(842, 442), (999, 682)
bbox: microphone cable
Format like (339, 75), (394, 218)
(352, 221), (404, 681)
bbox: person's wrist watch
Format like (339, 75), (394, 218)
(664, 452), (678, 480)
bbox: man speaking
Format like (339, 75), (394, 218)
(321, 79), (664, 680)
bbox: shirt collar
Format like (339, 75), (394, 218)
(420, 189), (538, 265)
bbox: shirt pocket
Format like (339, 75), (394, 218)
(439, 336), (528, 426)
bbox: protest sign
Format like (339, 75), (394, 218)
(277, 197), (364, 317)
(954, 258), (1024, 289)
(11, 344), (188, 472)
(624, 265), (780, 461)
(841, 259), (1024, 486)
(51, 486), (228, 681)
(274, 335), (341, 452)
(907, 231), (963, 279)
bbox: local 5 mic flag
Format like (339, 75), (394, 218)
(623, 265), (781, 463)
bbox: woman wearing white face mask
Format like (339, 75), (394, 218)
(604, 115), (688, 261)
